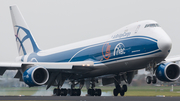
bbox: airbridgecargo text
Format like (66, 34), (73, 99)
(111, 32), (131, 39)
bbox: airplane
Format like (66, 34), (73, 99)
(0, 5), (180, 96)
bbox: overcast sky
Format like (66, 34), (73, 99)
(0, 0), (180, 62)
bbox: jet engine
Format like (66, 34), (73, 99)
(155, 63), (180, 82)
(23, 66), (49, 87)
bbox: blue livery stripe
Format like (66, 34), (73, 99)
(26, 36), (160, 65)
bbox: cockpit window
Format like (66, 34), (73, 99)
(144, 23), (160, 28)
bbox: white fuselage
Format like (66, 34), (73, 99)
(17, 20), (172, 78)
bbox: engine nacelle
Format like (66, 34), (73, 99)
(23, 66), (49, 87)
(155, 63), (180, 82)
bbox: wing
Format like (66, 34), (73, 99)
(0, 61), (95, 88)
(164, 55), (180, 63)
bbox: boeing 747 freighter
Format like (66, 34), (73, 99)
(0, 5), (179, 96)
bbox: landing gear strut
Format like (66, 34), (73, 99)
(53, 80), (83, 96)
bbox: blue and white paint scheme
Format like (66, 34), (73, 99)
(0, 5), (180, 96)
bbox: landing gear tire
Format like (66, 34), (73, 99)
(53, 88), (57, 95)
(70, 89), (75, 96)
(70, 89), (74, 96)
(146, 76), (152, 84)
(73, 89), (78, 96)
(88, 89), (95, 96)
(120, 90), (125, 96)
(57, 89), (61, 96)
(97, 89), (102, 96)
(53, 88), (61, 96)
(152, 76), (157, 84)
(113, 88), (125, 96)
(122, 85), (127, 92)
(88, 89), (101, 96)
(94, 89), (101, 96)
(77, 89), (81, 96)
(60, 89), (67, 96)
(113, 89), (118, 96)
(69, 89), (81, 96)
(113, 85), (126, 96)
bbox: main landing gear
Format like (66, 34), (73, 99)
(87, 79), (102, 96)
(53, 88), (67, 96)
(113, 85), (127, 96)
(88, 89), (101, 96)
(53, 88), (81, 96)
(53, 80), (83, 96)
(113, 76), (127, 96)
(68, 81), (81, 96)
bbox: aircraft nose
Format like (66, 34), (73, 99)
(157, 32), (172, 55)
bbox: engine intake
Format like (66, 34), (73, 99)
(155, 63), (180, 82)
(23, 66), (49, 87)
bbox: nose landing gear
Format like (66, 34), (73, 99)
(146, 62), (157, 84)
(146, 76), (157, 84)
